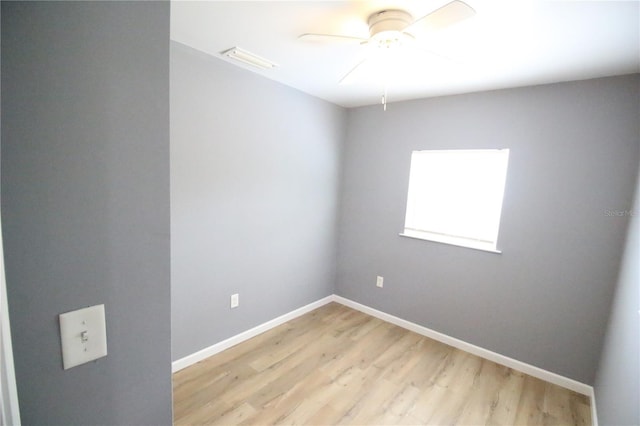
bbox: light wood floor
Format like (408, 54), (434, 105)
(173, 303), (591, 425)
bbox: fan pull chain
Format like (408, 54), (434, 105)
(381, 85), (388, 111)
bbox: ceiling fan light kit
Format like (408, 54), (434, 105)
(368, 9), (414, 49)
(221, 47), (277, 70)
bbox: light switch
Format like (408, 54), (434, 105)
(59, 304), (107, 370)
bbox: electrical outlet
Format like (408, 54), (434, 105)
(376, 276), (384, 288)
(230, 293), (239, 308)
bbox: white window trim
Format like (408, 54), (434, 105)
(399, 229), (502, 254)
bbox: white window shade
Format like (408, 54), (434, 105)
(402, 149), (509, 252)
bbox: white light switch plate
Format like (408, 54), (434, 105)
(59, 304), (107, 370)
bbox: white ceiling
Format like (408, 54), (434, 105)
(171, 1), (640, 108)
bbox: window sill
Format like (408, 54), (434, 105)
(399, 231), (502, 254)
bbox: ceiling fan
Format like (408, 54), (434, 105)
(299, 0), (476, 109)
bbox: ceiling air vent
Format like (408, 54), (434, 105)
(221, 47), (277, 70)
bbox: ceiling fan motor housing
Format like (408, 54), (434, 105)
(367, 9), (413, 48)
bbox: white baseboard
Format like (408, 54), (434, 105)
(332, 295), (593, 397)
(171, 295), (334, 372)
(172, 293), (593, 401)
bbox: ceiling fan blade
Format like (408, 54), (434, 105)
(339, 59), (370, 85)
(298, 33), (369, 43)
(404, 0), (476, 33)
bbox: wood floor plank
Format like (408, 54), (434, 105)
(173, 303), (592, 426)
(514, 375), (548, 425)
(243, 368), (335, 424)
(544, 382), (592, 426)
(174, 398), (232, 426)
(486, 369), (526, 425)
(305, 404), (343, 425)
(345, 378), (402, 425)
(410, 384), (463, 424)
(174, 364), (256, 421)
(210, 403), (256, 426)
(247, 335), (349, 408)
(385, 384), (422, 419)
(454, 360), (513, 425)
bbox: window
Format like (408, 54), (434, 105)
(401, 149), (510, 253)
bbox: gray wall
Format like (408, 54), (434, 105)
(1, 2), (172, 424)
(171, 42), (345, 360)
(594, 163), (639, 425)
(336, 75), (640, 384)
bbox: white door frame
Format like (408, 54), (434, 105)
(0, 213), (20, 425)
